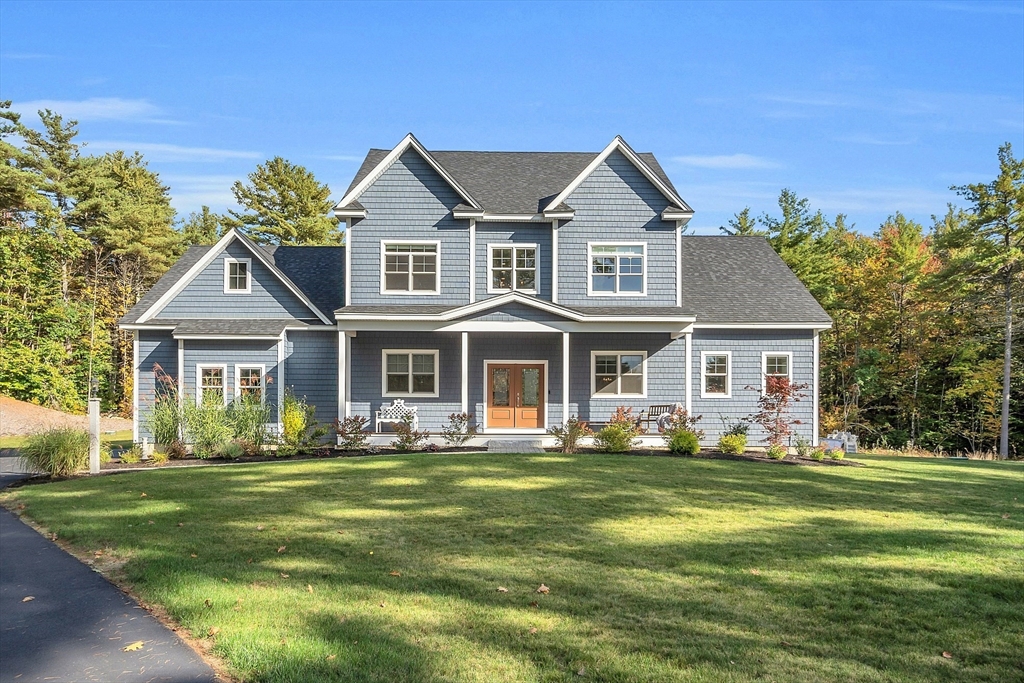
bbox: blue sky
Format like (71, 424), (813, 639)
(1, 0), (1022, 234)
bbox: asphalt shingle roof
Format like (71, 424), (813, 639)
(170, 319), (294, 336)
(263, 245), (345, 315)
(679, 236), (831, 324)
(347, 149), (680, 215)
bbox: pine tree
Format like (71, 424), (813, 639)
(181, 206), (224, 247)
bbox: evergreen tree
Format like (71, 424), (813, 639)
(181, 205), (225, 247)
(223, 157), (341, 245)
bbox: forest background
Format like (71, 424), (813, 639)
(1, 102), (1020, 456)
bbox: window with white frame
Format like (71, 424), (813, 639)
(489, 245), (537, 293)
(224, 258), (251, 293)
(592, 351), (646, 396)
(762, 353), (791, 391)
(589, 244), (645, 295)
(383, 350), (439, 396)
(702, 352), (731, 397)
(383, 243), (438, 293)
(235, 365), (265, 403)
(198, 366), (227, 405)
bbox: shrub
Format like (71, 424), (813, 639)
(809, 447), (826, 462)
(594, 423), (638, 453)
(721, 419), (748, 437)
(829, 449), (845, 461)
(718, 433), (747, 454)
(441, 412), (477, 447)
(20, 428), (90, 477)
(182, 400), (233, 459)
(228, 397), (272, 450)
(766, 443), (787, 460)
(280, 390), (329, 453)
(668, 430), (700, 455)
(547, 416), (592, 454)
(794, 435), (812, 458)
(218, 441), (245, 459)
(335, 415), (370, 451)
(661, 408), (704, 440)
(391, 414), (430, 452)
(149, 449), (169, 465)
(166, 440), (188, 460)
(120, 445), (143, 464)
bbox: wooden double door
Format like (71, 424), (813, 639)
(486, 363), (545, 429)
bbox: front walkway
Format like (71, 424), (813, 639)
(0, 475), (218, 683)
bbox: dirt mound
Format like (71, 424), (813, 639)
(0, 395), (133, 436)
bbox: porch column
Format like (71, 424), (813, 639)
(337, 330), (346, 422)
(461, 332), (469, 414)
(684, 332), (692, 414)
(277, 332), (285, 433)
(562, 331), (570, 424)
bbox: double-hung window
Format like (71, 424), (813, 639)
(198, 365), (227, 405)
(224, 257), (251, 294)
(701, 352), (731, 398)
(383, 350), (439, 397)
(489, 245), (537, 293)
(235, 365), (265, 403)
(383, 243), (438, 294)
(592, 351), (646, 397)
(589, 244), (645, 295)
(762, 352), (792, 392)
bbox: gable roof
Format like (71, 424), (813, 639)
(120, 230), (341, 326)
(340, 136), (690, 216)
(679, 236), (831, 325)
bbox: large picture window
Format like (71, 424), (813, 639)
(197, 365), (228, 405)
(591, 351), (647, 397)
(701, 352), (731, 398)
(223, 257), (251, 294)
(589, 244), (645, 295)
(382, 243), (439, 294)
(382, 350), (439, 397)
(235, 365), (265, 403)
(489, 245), (537, 293)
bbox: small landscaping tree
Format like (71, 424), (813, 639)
(441, 412), (477, 447)
(391, 414), (430, 452)
(547, 416), (593, 454)
(594, 407), (641, 453)
(335, 415), (370, 451)
(748, 376), (809, 454)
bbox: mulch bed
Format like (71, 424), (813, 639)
(564, 448), (863, 466)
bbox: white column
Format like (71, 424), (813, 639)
(132, 331), (140, 444)
(469, 219), (476, 303)
(675, 221), (683, 307)
(684, 332), (692, 414)
(461, 332), (469, 414)
(277, 332), (286, 433)
(337, 330), (346, 423)
(562, 331), (570, 424)
(89, 397), (100, 474)
(551, 220), (559, 303)
(813, 332), (820, 444)
(345, 331), (352, 419)
(343, 219), (352, 306)
(177, 339), (184, 408)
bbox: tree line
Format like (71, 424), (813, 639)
(1, 103), (1019, 456)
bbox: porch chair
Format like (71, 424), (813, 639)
(376, 399), (419, 433)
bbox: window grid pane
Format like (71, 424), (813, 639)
(594, 354), (644, 396)
(384, 246), (436, 292)
(386, 352), (437, 395)
(591, 247), (643, 293)
(228, 262), (248, 290)
(766, 355), (789, 376)
(704, 355), (729, 395)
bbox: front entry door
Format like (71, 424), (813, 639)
(487, 364), (545, 429)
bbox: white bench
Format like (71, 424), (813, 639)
(376, 399), (418, 433)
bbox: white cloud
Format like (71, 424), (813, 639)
(89, 141), (261, 163)
(161, 174), (238, 215)
(12, 97), (174, 123)
(673, 154), (780, 170)
(806, 187), (954, 214)
(320, 154), (366, 162)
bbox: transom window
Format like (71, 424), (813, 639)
(224, 258), (251, 293)
(702, 353), (731, 398)
(592, 351), (646, 397)
(383, 350), (439, 397)
(489, 245), (537, 293)
(198, 366), (227, 405)
(383, 243), (438, 293)
(236, 365), (265, 403)
(589, 244), (645, 295)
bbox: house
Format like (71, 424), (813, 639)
(119, 134), (831, 447)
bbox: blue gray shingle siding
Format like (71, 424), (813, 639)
(158, 241), (321, 321)
(136, 331), (178, 441)
(349, 151), (470, 307)
(284, 330), (338, 428)
(558, 150), (678, 308)
(181, 339), (281, 422)
(475, 222), (552, 300)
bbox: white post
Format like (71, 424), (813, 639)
(684, 332), (692, 415)
(561, 331), (570, 424)
(88, 398), (101, 474)
(468, 219), (476, 303)
(551, 220), (559, 303)
(338, 330), (347, 423)
(461, 332), (469, 414)
(813, 332), (820, 445)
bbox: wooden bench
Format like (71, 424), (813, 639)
(641, 404), (677, 433)
(375, 399), (418, 433)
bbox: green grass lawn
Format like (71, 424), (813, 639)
(2, 454), (1022, 683)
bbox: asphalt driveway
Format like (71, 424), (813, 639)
(0, 475), (218, 682)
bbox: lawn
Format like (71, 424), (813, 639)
(2, 454), (1021, 683)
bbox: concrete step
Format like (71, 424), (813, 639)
(486, 439), (545, 453)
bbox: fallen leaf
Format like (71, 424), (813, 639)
(204, 599), (212, 609)
(750, 569), (761, 575)
(942, 652), (953, 659)
(257, 525), (265, 531)
(190, 553), (197, 558)
(369, 551), (374, 555)
(389, 571), (401, 577)
(21, 596), (34, 602)
(222, 578), (228, 583)
(177, 522), (184, 527)
(379, 602), (386, 608)
(140, 493), (147, 497)
(247, 558), (253, 564)
(536, 584), (550, 594)
(307, 584), (314, 593)
(148, 520), (154, 525)
(497, 586), (509, 593)
(528, 627), (538, 634)
(94, 550), (103, 556)
(277, 546), (286, 553)
(208, 627), (220, 637)
(337, 530), (344, 534)
(327, 654), (336, 661)
(781, 640), (793, 647)
(123, 641), (144, 652)
(280, 573), (290, 579)
(1002, 513), (1010, 519)
(576, 666), (586, 676)
(529, 601), (539, 608)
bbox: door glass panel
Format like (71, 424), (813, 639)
(491, 368), (510, 407)
(521, 368), (540, 407)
